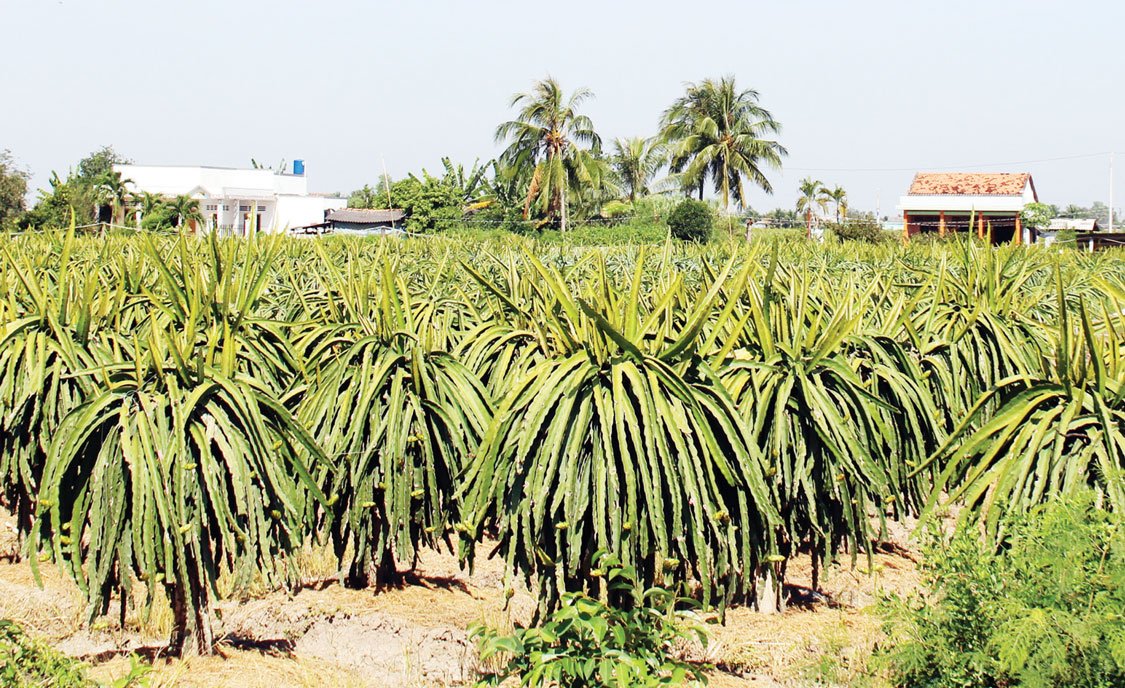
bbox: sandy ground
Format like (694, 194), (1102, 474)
(0, 511), (920, 687)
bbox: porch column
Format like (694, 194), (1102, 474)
(902, 211), (910, 244)
(1014, 214), (1022, 246)
(939, 211), (946, 238)
(977, 213), (985, 240)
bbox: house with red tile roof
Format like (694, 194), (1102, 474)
(896, 173), (1038, 245)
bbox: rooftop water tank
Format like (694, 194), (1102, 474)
(293, 160), (305, 176)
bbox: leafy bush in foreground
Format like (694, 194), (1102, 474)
(0, 619), (90, 687)
(471, 554), (709, 687)
(876, 491), (1125, 687)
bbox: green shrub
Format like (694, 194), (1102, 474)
(468, 201), (529, 234)
(139, 204), (179, 232)
(0, 620), (90, 687)
(667, 199), (713, 243)
(538, 218), (668, 245)
(828, 219), (884, 243)
(470, 554), (709, 687)
(0, 620), (148, 688)
(876, 491), (1125, 687)
(1055, 227), (1078, 249)
(599, 200), (633, 224)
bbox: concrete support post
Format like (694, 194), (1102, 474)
(902, 211), (910, 244)
(1014, 214), (1022, 246)
(939, 211), (946, 238)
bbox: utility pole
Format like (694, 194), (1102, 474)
(381, 155), (395, 232)
(381, 155), (393, 209)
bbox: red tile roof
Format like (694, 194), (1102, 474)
(908, 173), (1031, 196)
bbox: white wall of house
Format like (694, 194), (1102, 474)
(275, 195), (347, 232)
(115, 164), (342, 235)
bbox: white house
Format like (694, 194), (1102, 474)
(897, 173), (1038, 245)
(115, 163), (347, 236)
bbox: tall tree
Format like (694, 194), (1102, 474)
(611, 136), (666, 203)
(796, 178), (830, 237)
(659, 76), (786, 235)
(495, 77), (604, 231)
(77, 146), (130, 183)
(828, 185), (847, 223)
(349, 185), (378, 209)
(0, 150), (29, 228)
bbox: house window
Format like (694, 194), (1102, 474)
(257, 205), (267, 211)
(239, 205), (251, 212)
(223, 205), (230, 211)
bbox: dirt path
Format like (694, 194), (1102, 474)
(0, 511), (918, 687)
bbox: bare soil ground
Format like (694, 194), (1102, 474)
(0, 511), (920, 687)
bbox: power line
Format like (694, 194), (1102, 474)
(785, 151), (1119, 173)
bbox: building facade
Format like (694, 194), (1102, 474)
(115, 164), (347, 235)
(897, 173), (1038, 245)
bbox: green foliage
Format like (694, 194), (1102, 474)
(659, 76), (785, 210)
(471, 553), (709, 688)
(20, 147), (132, 230)
(611, 137), (666, 203)
(1056, 227), (1078, 249)
(140, 202), (178, 231)
(600, 200), (633, 222)
(877, 491), (1125, 688)
(0, 150), (29, 230)
(0, 619), (91, 687)
(386, 175), (463, 232)
(828, 219), (884, 243)
(25, 234), (328, 656)
(4, 226), (1125, 665)
(459, 253), (779, 613)
(538, 217), (667, 245)
(469, 200), (529, 234)
(76, 146), (130, 183)
(796, 177), (830, 226)
(297, 257), (493, 586)
(496, 78), (607, 228)
(1021, 202), (1054, 230)
(922, 275), (1125, 536)
(667, 200), (712, 242)
(0, 620), (152, 687)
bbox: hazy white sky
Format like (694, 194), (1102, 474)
(4, 0), (1124, 214)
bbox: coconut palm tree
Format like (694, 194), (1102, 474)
(169, 194), (203, 233)
(659, 76), (787, 233)
(495, 77), (604, 231)
(828, 186), (847, 223)
(796, 178), (830, 237)
(611, 136), (666, 203)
